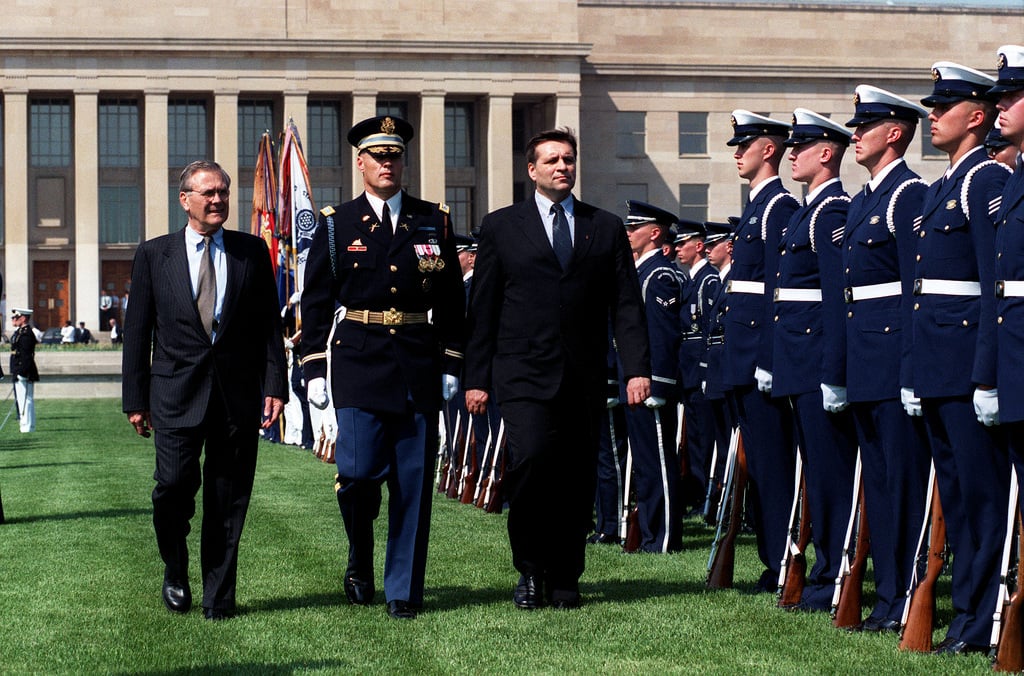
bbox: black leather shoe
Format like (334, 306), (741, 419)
(386, 600), (417, 620)
(933, 639), (988, 656)
(204, 607), (233, 621)
(549, 590), (581, 610)
(162, 578), (192, 614)
(586, 532), (620, 545)
(873, 619), (901, 634)
(344, 574), (375, 606)
(513, 574), (543, 610)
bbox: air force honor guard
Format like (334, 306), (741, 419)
(623, 201), (684, 552)
(773, 110), (859, 611)
(912, 62), (1011, 656)
(724, 111), (800, 589)
(838, 85), (932, 632)
(674, 219), (719, 513)
(300, 115), (465, 620)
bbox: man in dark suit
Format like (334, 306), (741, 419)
(464, 128), (651, 610)
(300, 116), (465, 620)
(122, 160), (288, 621)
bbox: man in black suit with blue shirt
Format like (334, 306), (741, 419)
(122, 160), (288, 621)
(465, 128), (650, 610)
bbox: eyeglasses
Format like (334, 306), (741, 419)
(185, 188), (230, 200)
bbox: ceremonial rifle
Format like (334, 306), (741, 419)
(437, 409), (460, 494)
(471, 423), (496, 507)
(993, 466), (1022, 671)
(482, 421), (507, 514)
(620, 442), (638, 551)
(445, 412), (469, 500)
(434, 413), (449, 492)
(778, 454), (809, 608)
(707, 428), (746, 589)
(702, 436), (720, 526)
(459, 425), (479, 504)
(899, 464), (945, 652)
(831, 451), (867, 628)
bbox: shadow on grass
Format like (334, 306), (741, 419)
(0, 461), (97, 470)
(114, 658), (357, 676)
(2, 506), (150, 524)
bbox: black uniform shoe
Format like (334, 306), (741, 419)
(933, 639), (988, 656)
(586, 532), (620, 545)
(344, 574), (375, 606)
(162, 578), (192, 614)
(204, 607), (234, 621)
(386, 600), (417, 620)
(513, 574), (543, 610)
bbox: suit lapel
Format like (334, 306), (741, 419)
(519, 200), (562, 269)
(163, 229), (204, 334)
(353, 194), (393, 247)
(570, 197), (596, 267)
(215, 230), (247, 341)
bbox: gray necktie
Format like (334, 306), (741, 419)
(196, 235), (216, 339)
(551, 203), (573, 271)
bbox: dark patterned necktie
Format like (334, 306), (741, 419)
(196, 235), (215, 339)
(551, 203), (573, 271)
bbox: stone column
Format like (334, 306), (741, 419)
(3, 91), (29, 310)
(74, 90), (100, 329)
(350, 91), (378, 197)
(143, 90), (169, 241)
(486, 94), (514, 213)
(418, 91), (446, 203)
(213, 91), (239, 228)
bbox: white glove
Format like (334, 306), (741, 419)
(644, 396), (666, 409)
(900, 387), (922, 417)
(755, 367), (773, 395)
(974, 388), (999, 427)
(442, 374), (460, 402)
(606, 397), (620, 409)
(821, 384), (848, 413)
(307, 377), (329, 410)
(320, 408), (338, 442)
(289, 291), (302, 306)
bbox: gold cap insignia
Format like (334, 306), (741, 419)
(791, 114), (798, 125)
(999, 53), (1008, 70)
(381, 116), (396, 135)
(730, 115), (737, 128)
(931, 68), (940, 82)
(853, 92), (861, 105)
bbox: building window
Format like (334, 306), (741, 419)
(445, 186), (474, 235)
(236, 99), (277, 220)
(99, 98), (143, 243)
(616, 112), (646, 158)
(445, 102), (474, 169)
(29, 98), (74, 238)
(377, 100), (409, 121)
(30, 99), (72, 167)
(308, 100), (345, 208)
(168, 98), (210, 232)
(922, 122), (944, 158)
(679, 183), (709, 221)
(678, 112), (708, 155)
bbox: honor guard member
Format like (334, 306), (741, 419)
(590, 324), (628, 545)
(912, 62), (1011, 656)
(773, 109), (859, 611)
(701, 220), (735, 523)
(674, 218), (719, 514)
(623, 200), (684, 552)
(300, 115), (465, 620)
(839, 85), (932, 633)
(9, 308), (39, 433)
(990, 44), (1024, 554)
(986, 122), (1018, 169)
(724, 110), (800, 590)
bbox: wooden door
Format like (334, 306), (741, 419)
(33, 260), (70, 331)
(101, 260), (133, 321)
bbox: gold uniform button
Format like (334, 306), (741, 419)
(884, 326), (891, 333)
(920, 231), (926, 238)
(962, 320), (969, 327)
(390, 287), (398, 294)
(353, 262), (359, 268)
(390, 265), (398, 272)
(389, 328), (396, 335)
(998, 252), (1003, 259)
(848, 311), (854, 318)
(944, 225), (950, 232)
(867, 238), (873, 244)
(805, 328), (811, 334)
(749, 320), (756, 327)
(774, 315), (779, 322)
(999, 316), (1004, 324)
(845, 268), (850, 274)
(916, 254), (921, 261)
(913, 303), (920, 310)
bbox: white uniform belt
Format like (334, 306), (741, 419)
(844, 281), (901, 303)
(996, 280), (1024, 298)
(726, 280), (765, 295)
(913, 278), (981, 297)
(773, 287), (822, 302)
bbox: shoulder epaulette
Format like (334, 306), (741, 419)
(809, 195), (851, 252)
(320, 205), (336, 216)
(438, 202), (450, 214)
(762, 192), (799, 242)
(887, 178), (928, 236)
(961, 159), (1011, 221)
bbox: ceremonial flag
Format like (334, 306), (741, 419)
(277, 118), (317, 317)
(250, 132), (278, 274)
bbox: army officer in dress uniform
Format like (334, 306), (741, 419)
(300, 115), (465, 620)
(9, 308), (39, 434)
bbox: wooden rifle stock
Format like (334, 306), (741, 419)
(482, 421), (507, 514)
(899, 481), (945, 652)
(707, 431), (746, 589)
(833, 488), (869, 628)
(459, 428), (479, 504)
(779, 474), (810, 608)
(994, 469), (1022, 672)
(445, 414), (468, 500)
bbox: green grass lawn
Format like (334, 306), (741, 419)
(0, 399), (993, 674)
